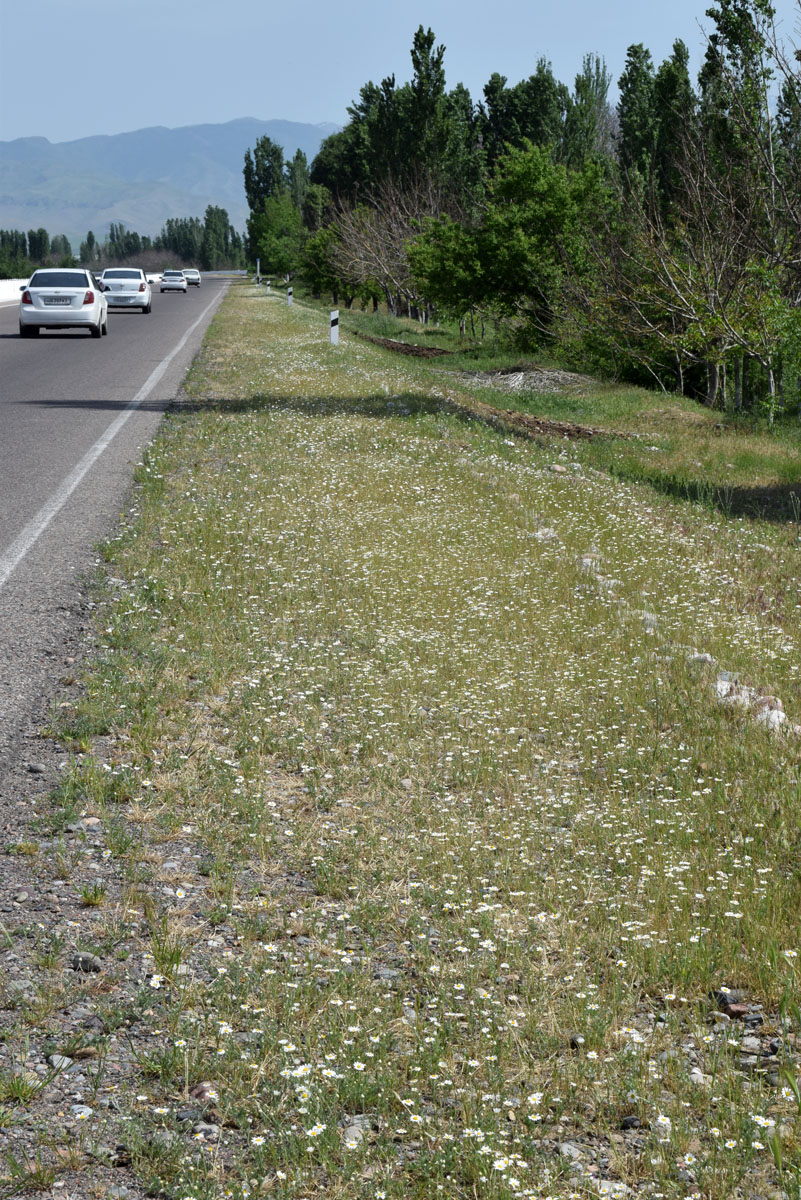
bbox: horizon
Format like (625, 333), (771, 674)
(0, 116), (341, 149)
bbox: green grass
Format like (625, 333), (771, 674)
(318, 296), (801, 522)
(19, 283), (801, 1199)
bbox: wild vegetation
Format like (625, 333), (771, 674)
(243, 1), (801, 422)
(2, 284), (799, 1200)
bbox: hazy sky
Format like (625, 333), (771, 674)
(1, 0), (799, 143)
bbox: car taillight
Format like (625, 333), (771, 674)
(83, 291), (94, 305)
(21, 290), (31, 304)
(138, 282), (146, 292)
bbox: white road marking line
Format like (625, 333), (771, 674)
(0, 290), (222, 592)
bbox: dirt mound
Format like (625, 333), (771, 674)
(349, 330), (453, 357)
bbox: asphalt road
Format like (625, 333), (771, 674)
(0, 277), (228, 790)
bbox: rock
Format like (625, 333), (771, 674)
(400, 778), (413, 791)
(71, 952), (102, 973)
(342, 1123), (365, 1147)
(12, 890), (31, 903)
(71, 1104), (93, 1119)
(689, 1068), (710, 1087)
(47, 1054), (74, 1071)
(569, 1034), (585, 1049)
(27, 762), (46, 774)
(151, 1130), (177, 1149)
(742, 1036), (762, 1054)
(621, 1115), (641, 1130)
(560, 1142), (583, 1162)
(533, 527), (561, 543)
(191, 1122), (220, 1143)
(549, 464), (568, 474)
(176, 1107), (201, 1122)
(688, 653), (715, 667)
(373, 966), (401, 981)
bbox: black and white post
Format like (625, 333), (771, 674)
(330, 309), (339, 346)
(287, 286), (293, 307)
(255, 257), (260, 286)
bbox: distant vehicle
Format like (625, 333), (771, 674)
(100, 267), (151, 313)
(160, 270), (187, 293)
(182, 269), (201, 287)
(19, 268), (108, 338)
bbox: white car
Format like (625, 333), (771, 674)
(19, 268), (108, 338)
(100, 267), (151, 312)
(160, 270), (187, 293)
(182, 269), (201, 286)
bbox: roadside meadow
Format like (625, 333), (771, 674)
(1, 282), (800, 1200)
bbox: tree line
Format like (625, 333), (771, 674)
(0, 205), (245, 278)
(244, 1), (801, 417)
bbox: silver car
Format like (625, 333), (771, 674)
(19, 268), (109, 337)
(160, 270), (187, 293)
(183, 269), (201, 287)
(100, 267), (152, 312)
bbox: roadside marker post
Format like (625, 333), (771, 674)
(255, 257), (260, 286)
(287, 286), (293, 306)
(266, 280), (271, 294)
(330, 310), (339, 345)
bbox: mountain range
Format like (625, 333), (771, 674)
(0, 118), (338, 248)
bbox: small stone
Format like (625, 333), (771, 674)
(569, 1034), (585, 1049)
(13, 890), (31, 903)
(191, 1122), (220, 1143)
(742, 1036), (762, 1054)
(400, 778), (413, 791)
(373, 966), (401, 981)
(549, 463), (568, 474)
(71, 1104), (93, 1119)
(151, 1130), (177, 1149)
(48, 1054), (74, 1071)
(342, 1123), (365, 1147)
(621, 1115), (641, 1130)
(27, 762), (46, 774)
(176, 1107), (201, 1122)
(560, 1142), (583, 1161)
(71, 952), (102, 973)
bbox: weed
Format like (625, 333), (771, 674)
(79, 881), (107, 907)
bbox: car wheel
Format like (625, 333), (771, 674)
(91, 321), (102, 338)
(102, 315), (109, 335)
(143, 303), (151, 313)
(20, 324), (38, 337)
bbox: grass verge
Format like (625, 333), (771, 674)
(6, 282), (800, 1200)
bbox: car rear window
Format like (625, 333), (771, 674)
(104, 269), (141, 279)
(29, 271), (89, 288)
(164, 271), (182, 277)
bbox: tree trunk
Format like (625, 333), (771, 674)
(673, 352), (684, 395)
(733, 355), (742, 411)
(705, 360), (720, 407)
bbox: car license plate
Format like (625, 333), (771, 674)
(45, 297), (70, 305)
